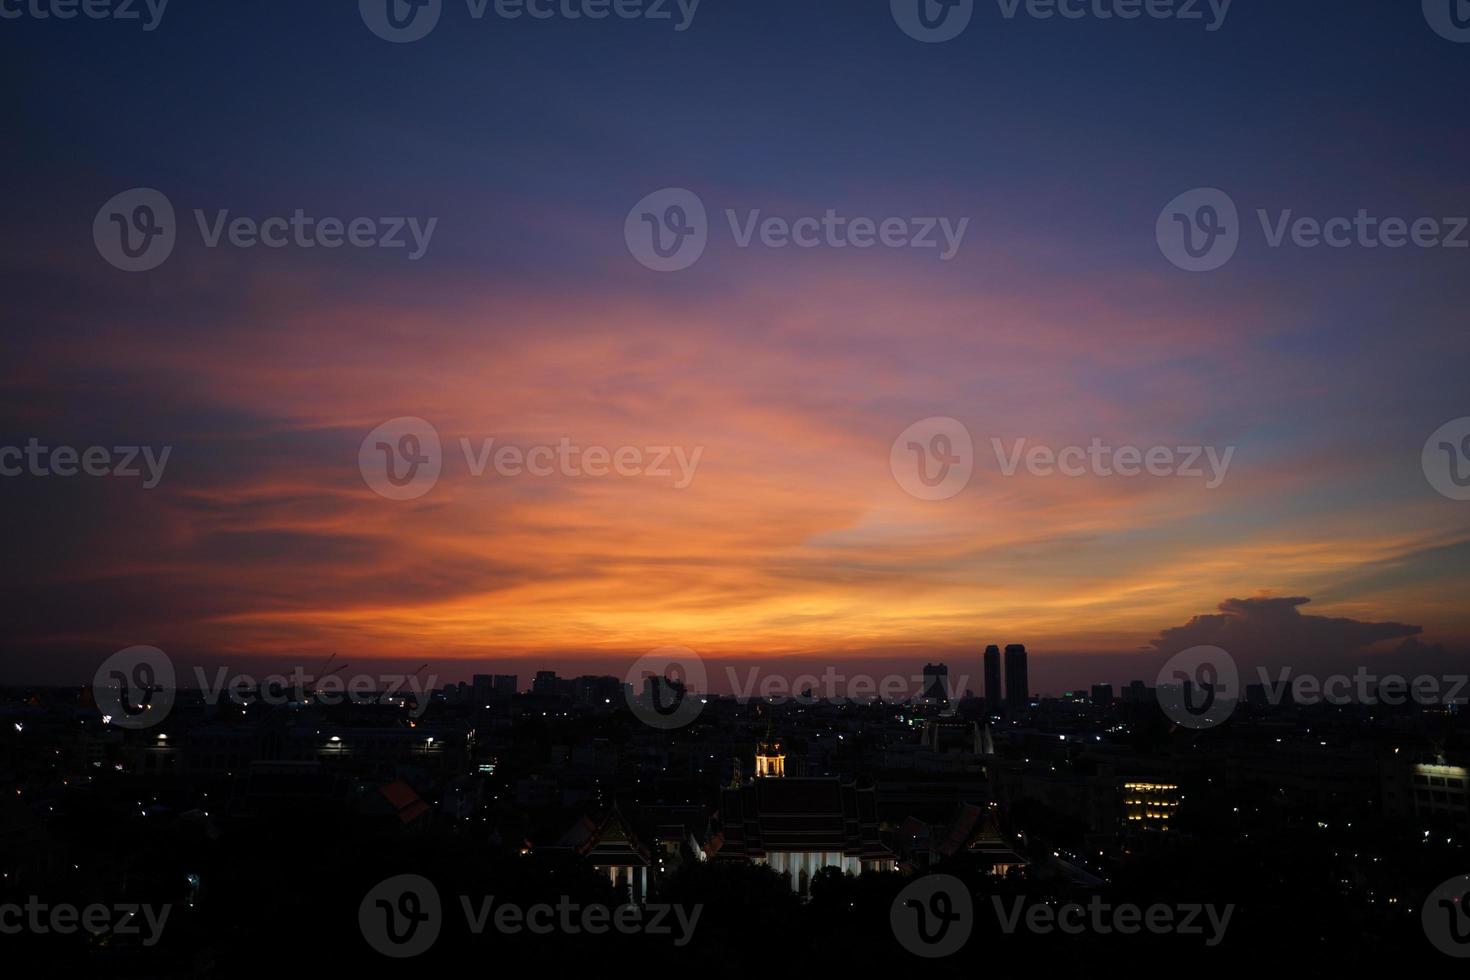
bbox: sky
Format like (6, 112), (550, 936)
(2, 0), (1468, 691)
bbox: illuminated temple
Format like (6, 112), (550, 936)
(711, 735), (896, 893)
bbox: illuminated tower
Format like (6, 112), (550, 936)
(755, 718), (785, 778)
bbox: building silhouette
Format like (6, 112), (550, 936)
(922, 662), (949, 705)
(1004, 644), (1029, 709)
(984, 644), (1002, 711)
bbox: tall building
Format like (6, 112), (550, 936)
(983, 645), (1002, 711)
(493, 674), (518, 696)
(1004, 644), (1029, 709)
(1410, 763), (1470, 831)
(1122, 781), (1180, 833)
(922, 662), (949, 705)
(1091, 683), (1114, 707)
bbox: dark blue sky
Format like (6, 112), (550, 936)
(2, 1), (1468, 685)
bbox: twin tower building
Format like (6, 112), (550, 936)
(984, 643), (1029, 711)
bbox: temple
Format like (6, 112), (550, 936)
(555, 806), (653, 903)
(711, 733), (895, 893)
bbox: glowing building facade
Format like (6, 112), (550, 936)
(1122, 781), (1180, 832)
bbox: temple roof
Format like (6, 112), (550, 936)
(716, 776), (891, 862)
(557, 807), (651, 868)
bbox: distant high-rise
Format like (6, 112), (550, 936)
(1004, 644), (1029, 709)
(1092, 683), (1114, 707)
(983, 645), (1002, 711)
(493, 674), (517, 696)
(922, 662), (949, 704)
(1122, 680), (1151, 704)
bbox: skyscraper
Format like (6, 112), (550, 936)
(984, 645), (1002, 711)
(922, 662), (949, 704)
(1004, 644), (1029, 709)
